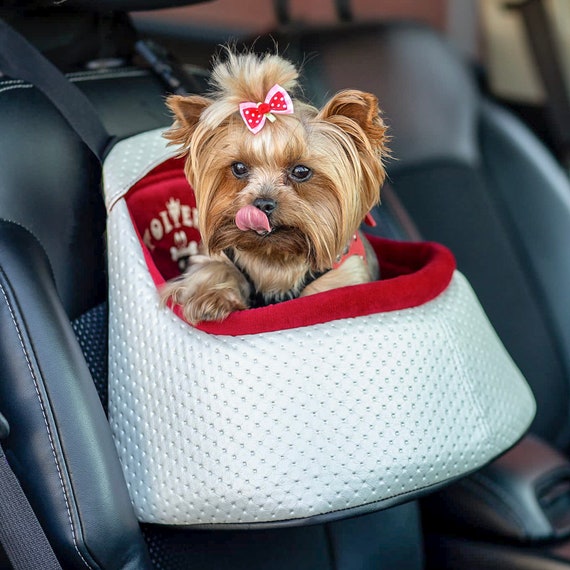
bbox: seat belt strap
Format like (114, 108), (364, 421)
(0, 417), (62, 570)
(0, 17), (111, 161)
(508, 0), (570, 166)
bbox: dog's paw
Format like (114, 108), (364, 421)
(181, 287), (248, 323)
(160, 258), (250, 324)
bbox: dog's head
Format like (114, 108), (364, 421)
(165, 51), (388, 272)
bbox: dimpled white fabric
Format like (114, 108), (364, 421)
(104, 129), (536, 526)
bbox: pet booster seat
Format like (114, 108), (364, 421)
(103, 127), (536, 527)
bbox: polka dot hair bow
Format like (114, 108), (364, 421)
(239, 84), (294, 134)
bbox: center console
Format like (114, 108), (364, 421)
(424, 435), (570, 569)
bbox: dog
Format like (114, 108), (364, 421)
(161, 51), (388, 323)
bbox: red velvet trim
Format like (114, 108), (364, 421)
(126, 157), (201, 281)
(124, 158), (457, 336)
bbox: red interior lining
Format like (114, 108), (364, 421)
(125, 158), (456, 336)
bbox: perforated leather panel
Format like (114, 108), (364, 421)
(72, 303), (108, 412)
(104, 129), (535, 526)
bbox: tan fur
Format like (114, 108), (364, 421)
(161, 51), (388, 323)
(300, 255), (371, 297)
(161, 254), (250, 323)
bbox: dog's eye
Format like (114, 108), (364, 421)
(231, 162), (249, 179)
(289, 165), (312, 183)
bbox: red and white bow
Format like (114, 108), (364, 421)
(239, 84), (294, 134)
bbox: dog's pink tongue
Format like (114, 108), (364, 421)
(235, 205), (271, 234)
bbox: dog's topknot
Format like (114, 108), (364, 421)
(164, 50), (309, 158)
(210, 50), (299, 105)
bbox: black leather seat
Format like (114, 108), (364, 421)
(0, 9), (174, 569)
(2, 3), (570, 569)
(0, 4), (424, 570)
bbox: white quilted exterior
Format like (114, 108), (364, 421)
(104, 129), (536, 526)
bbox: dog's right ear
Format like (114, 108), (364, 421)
(163, 95), (212, 150)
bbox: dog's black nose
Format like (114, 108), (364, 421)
(253, 198), (276, 215)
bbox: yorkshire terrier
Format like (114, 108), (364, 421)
(161, 51), (388, 323)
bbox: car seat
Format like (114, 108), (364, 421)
(265, 15), (570, 567)
(0, 3), (427, 569)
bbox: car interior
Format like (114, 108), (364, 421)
(1, 0), (570, 568)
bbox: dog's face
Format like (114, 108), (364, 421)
(166, 65), (387, 273)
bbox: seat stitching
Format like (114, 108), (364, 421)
(0, 78), (25, 87)
(0, 83), (33, 95)
(0, 277), (95, 570)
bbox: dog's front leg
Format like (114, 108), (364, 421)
(160, 255), (251, 323)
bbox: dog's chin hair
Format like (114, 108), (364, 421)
(207, 225), (314, 263)
(232, 248), (314, 300)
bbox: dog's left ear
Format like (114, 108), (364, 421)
(317, 90), (387, 153)
(163, 94), (212, 151)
